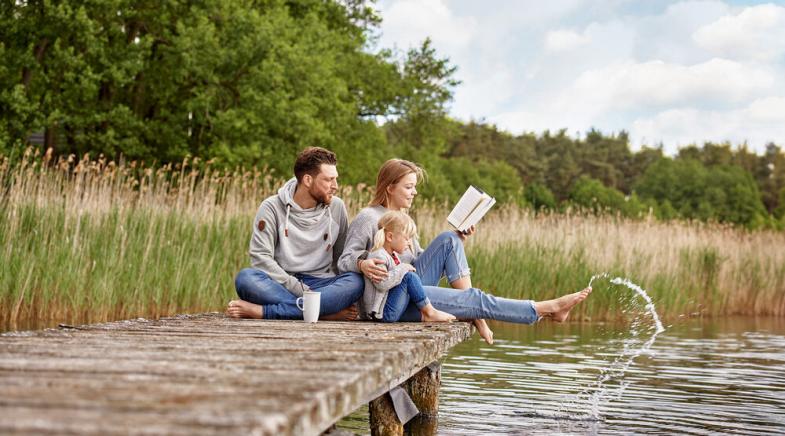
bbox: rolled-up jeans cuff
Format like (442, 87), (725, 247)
(415, 297), (431, 310)
(446, 268), (471, 284)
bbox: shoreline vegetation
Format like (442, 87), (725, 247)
(2, 150), (784, 331)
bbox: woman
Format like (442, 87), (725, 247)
(338, 159), (591, 344)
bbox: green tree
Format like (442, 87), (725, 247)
(635, 158), (767, 227)
(1, 0), (462, 187)
(775, 187), (785, 219)
(384, 38), (460, 157)
(569, 176), (627, 214)
(760, 144), (785, 214)
(525, 183), (556, 211)
(579, 129), (630, 192)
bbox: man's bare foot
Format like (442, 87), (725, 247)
(226, 300), (263, 319)
(321, 303), (359, 321)
(536, 287), (592, 323)
(421, 305), (456, 322)
(474, 319), (494, 345)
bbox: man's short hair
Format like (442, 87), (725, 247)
(294, 147), (337, 182)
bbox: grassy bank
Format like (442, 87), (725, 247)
(2, 150), (784, 330)
(453, 209), (785, 321)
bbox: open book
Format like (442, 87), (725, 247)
(447, 186), (496, 232)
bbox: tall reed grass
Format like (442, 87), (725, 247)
(2, 148), (784, 330)
(446, 208), (785, 321)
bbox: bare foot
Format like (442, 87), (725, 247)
(321, 303), (359, 321)
(552, 287), (592, 322)
(226, 300), (263, 319)
(474, 319), (494, 345)
(536, 287), (592, 323)
(421, 305), (456, 322)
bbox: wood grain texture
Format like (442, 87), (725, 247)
(0, 313), (471, 435)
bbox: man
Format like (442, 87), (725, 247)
(227, 147), (363, 320)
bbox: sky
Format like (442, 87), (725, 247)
(373, 0), (785, 154)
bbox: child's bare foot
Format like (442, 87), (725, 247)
(226, 300), (263, 319)
(321, 303), (359, 321)
(421, 305), (456, 322)
(536, 287), (592, 323)
(474, 319), (494, 345)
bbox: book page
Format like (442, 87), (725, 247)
(462, 196), (496, 230)
(447, 186), (485, 229)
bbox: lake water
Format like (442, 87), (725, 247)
(338, 316), (785, 435)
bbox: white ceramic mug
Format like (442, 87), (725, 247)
(296, 291), (321, 323)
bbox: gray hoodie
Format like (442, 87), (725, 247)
(249, 178), (348, 296)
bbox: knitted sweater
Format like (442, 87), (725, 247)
(361, 248), (411, 320)
(337, 205), (423, 274)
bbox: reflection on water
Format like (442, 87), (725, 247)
(339, 317), (785, 434)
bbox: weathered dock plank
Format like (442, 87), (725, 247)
(0, 313), (471, 435)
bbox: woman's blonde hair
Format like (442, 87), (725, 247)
(371, 210), (418, 251)
(370, 159), (426, 207)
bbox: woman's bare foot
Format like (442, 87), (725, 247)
(535, 287), (592, 323)
(421, 305), (456, 322)
(474, 319), (494, 345)
(321, 304), (359, 321)
(226, 300), (263, 319)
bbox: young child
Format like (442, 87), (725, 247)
(361, 211), (456, 322)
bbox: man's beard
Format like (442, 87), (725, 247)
(309, 186), (333, 205)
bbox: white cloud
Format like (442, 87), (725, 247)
(693, 3), (785, 61)
(745, 96), (785, 123)
(451, 64), (516, 121)
(639, 0), (730, 63)
(489, 110), (569, 136)
(568, 58), (774, 111)
(660, 0), (731, 31)
(544, 29), (591, 52)
(490, 58), (781, 148)
(379, 0), (477, 52)
(631, 96), (785, 152)
(378, 1), (785, 153)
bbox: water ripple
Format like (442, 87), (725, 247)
(437, 317), (785, 434)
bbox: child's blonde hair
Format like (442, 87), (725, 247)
(372, 211), (417, 251)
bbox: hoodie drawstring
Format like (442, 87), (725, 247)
(325, 206), (333, 252)
(284, 200), (332, 252)
(284, 204), (291, 237)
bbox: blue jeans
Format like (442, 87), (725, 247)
(404, 231), (538, 324)
(413, 231), (470, 286)
(397, 286), (538, 324)
(234, 268), (363, 320)
(381, 272), (431, 322)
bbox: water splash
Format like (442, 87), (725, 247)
(563, 274), (666, 420)
(609, 277), (665, 335)
(588, 272), (610, 288)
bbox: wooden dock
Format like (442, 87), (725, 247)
(0, 313), (472, 435)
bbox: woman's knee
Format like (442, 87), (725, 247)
(435, 230), (462, 248)
(464, 287), (489, 302)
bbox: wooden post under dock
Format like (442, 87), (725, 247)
(0, 313), (471, 435)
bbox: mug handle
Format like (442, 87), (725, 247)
(296, 297), (304, 311)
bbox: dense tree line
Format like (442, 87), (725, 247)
(1, 0), (456, 183)
(445, 122), (785, 228)
(2, 0), (784, 228)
